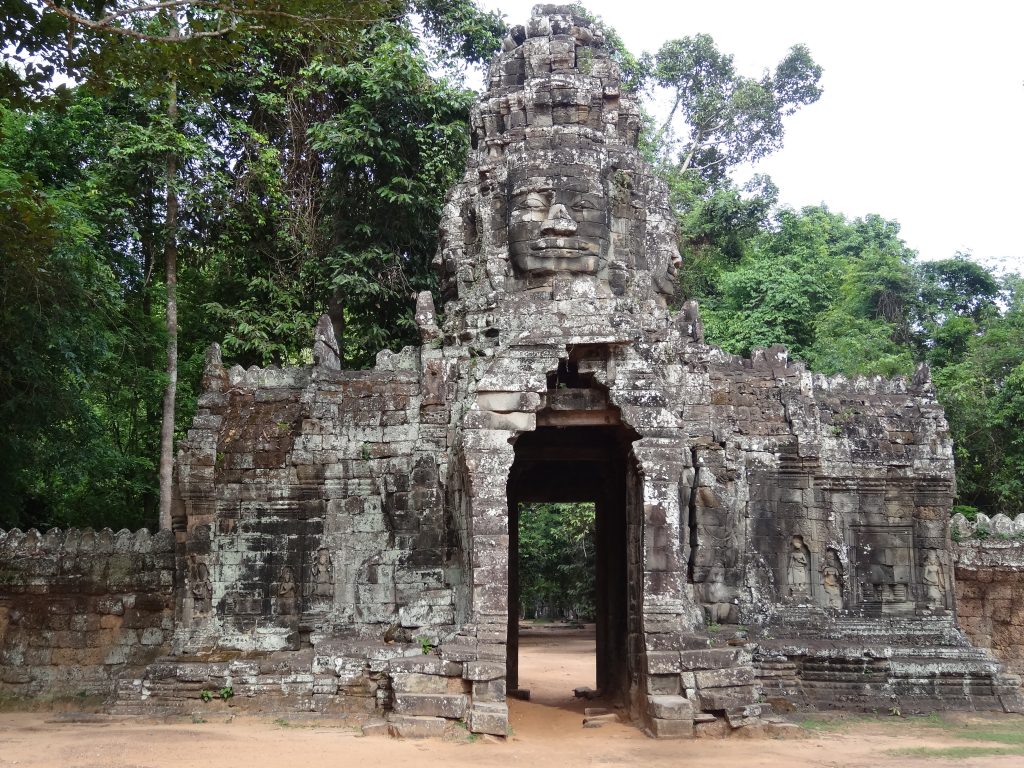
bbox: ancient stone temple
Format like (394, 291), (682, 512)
(1, 4), (1021, 738)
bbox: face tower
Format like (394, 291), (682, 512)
(116, 2), (1020, 739)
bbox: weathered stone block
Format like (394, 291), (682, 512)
(468, 702), (508, 736)
(472, 678), (505, 701)
(648, 717), (694, 739)
(697, 685), (756, 711)
(647, 695), (694, 720)
(463, 661), (505, 681)
(694, 667), (755, 689)
(389, 672), (451, 694)
(388, 715), (448, 739)
(392, 692), (468, 719)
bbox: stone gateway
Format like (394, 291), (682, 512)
(1, 4), (1021, 738)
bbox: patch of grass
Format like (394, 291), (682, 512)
(797, 714), (878, 732)
(942, 723), (1024, 745)
(890, 746), (1024, 759)
(884, 716), (1024, 759)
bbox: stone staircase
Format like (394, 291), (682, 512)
(753, 609), (1024, 714)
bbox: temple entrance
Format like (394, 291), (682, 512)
(506, 422), (641, 705)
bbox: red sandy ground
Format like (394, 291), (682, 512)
(1, 624), (1021, 768)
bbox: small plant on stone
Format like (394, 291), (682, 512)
(219, 686), (234, 700)
(706, 622), (721, 633)
(416, 635), (433, 654)
(360, 443), (371, 460)
(200, 689), (214, 702)
(577, 46), (594, 74)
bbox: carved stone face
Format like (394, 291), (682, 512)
(507, 164), (608, 277)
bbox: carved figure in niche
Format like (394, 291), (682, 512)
(820, 549), (844, 610)
(277, 566), (298, 616)
(922, 550), (944, 608)
(310, 548), (334, 599)
(787, 535), (811, 598)
(507, 163), (608, 277)
(703, 561), (735, 624)
(190, 557), (212, 614)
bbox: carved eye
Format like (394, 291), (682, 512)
(515, 192), (549, 211)
(572, 198), (598, 211)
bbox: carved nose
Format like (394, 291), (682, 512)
(541, 203), (577, 235)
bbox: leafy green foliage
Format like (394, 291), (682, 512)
(932, 278), (1024, 516)
(0, 97), (163, 529)
(699, 205), (917, 376)
(0, 0), (501, 528)
(518, 503), (595, 621)
(651, 34), (822, 182)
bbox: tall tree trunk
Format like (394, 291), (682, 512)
(158, 76), (179, 531)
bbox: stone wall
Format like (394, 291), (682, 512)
(953, 513), (1024, 678)
(0, 528), (174, 699)
(171, 346), (459, 655)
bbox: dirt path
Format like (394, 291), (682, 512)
(1, 626), (1022, 768)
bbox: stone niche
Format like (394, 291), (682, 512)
(7, 2), (1018, 735)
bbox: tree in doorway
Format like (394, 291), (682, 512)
(518, 502), (596, 622)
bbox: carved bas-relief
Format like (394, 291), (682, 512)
(786, 535), (812, 600)
(189, 557), (212, 616)
(701, 561), (737, 624)
(820, 549), (844, 610)
(853, 525), (913, 613)
(309, 548), (334, 603)
(276, 566), (298, 616)
(922, 549), (945, 610)
(64, 3), (1021, 740)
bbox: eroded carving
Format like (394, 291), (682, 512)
(309, 548), (334, 605)
(189, 557), (212, 614)
(820, 549), (844, 610)
(787, 535), (811, 599)
(923, 549), (944, 609)
(508, 163), (608, 277)
(277, 566), (298, 616)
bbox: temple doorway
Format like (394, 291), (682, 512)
(506, 422), (641, 706)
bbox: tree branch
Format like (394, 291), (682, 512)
(41, 0), (398, 42)
(42, 2), (239, 41)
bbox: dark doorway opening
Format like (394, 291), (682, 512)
(507, 424), (640, 705)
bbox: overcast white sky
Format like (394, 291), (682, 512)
(476, 1), (1024, 274)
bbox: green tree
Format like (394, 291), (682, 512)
(651, 34), (822, 183)
(0, 96), (165, 529)
(0, 0), (503, 529)
(645, 34), (821, 308)
(518, 503), (596, 620)
(700, 205), (918, 377)
(931, 275), (1024, 516)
